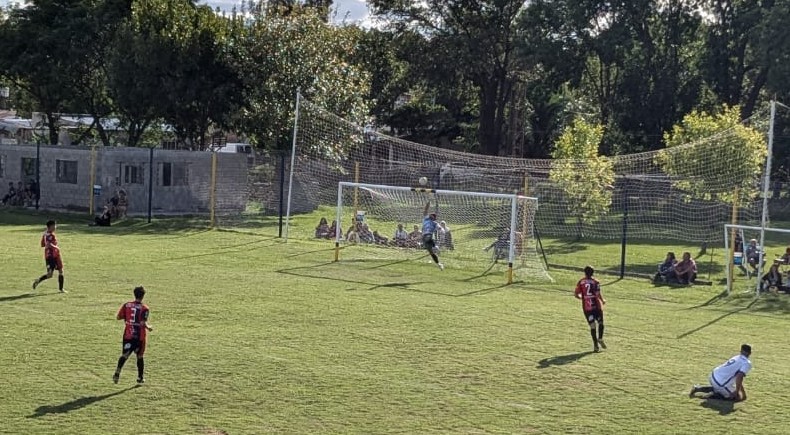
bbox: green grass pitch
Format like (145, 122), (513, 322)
(1, 210), (789, 434)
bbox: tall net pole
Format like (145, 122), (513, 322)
(755, 101), (776, 296)
(284, 89), (301, 242)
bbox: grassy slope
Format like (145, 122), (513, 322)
(1, 210), (788, 434)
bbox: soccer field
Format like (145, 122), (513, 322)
(1, 211), (789, 434)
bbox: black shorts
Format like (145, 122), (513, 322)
(422, 234), (436, 251)
(45, 256), (63, 272)
(122, 338), (146, 356)
(583, 309), (603, 324)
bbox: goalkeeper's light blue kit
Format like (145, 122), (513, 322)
(422, 216), (437, 235)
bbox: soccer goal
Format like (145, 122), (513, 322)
(724, 224), (790, 295)
(333, 182), (552, 284)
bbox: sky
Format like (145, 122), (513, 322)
(201, 0), (376, 26)
(0, 0), (377, 27)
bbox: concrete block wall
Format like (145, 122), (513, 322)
(0, 144), (248, 215)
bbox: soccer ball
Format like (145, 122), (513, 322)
(419, 176), (428, 186)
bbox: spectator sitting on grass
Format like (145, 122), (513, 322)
(745, 239), (763, 275)
(1, 182), (15, 205)
(407, 224), (422, 248)
(674, 252), (697, 284)
(358, 223), (374, 243)
(90, 205), (112, 227)
(372, 230), (389, 245)
(654, 252), (677, 283)
(393, 224), (408, 247)
(315, 217), (331, 239)
(346, 222), (361, 244)
(438, 221), (454, 250)
(328, 220), (341, 239)
(780, 247), (790, 264)
(760, 261), (782, 292)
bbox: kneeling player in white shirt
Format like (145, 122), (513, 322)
(689, 344), (752, 401)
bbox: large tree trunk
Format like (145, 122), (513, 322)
(46, 113), (59, 145)
(477, 72), (510, 156)
(478, 82), (500, 155)
(742, 68), (768, 120)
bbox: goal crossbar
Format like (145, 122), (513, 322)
(338, 181), (538, 201)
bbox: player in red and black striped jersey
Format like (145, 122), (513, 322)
(113, 286), (153, 384)
(574, 266), (607, 352)
(32, 220), (65, 293)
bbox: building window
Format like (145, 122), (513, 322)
(123, 164), (144, 184)
(159, 162), (188, 186)
(21, 157), (37, 179)
(56, 160), (78, 184)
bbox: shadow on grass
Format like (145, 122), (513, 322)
(687, 290), (729, 309)
(157, 237), (279, 262)
(0, 292), (55, 303)
(537, 351), (594, 369)
(278, 261), (508, 298)
(699, 397), (736, 415)
(461, 262), (498, 281)
(677, 298), (758, 339)
(27, 386), (138, 418)
(542, 241), (589, 256)
(458, 284), (510, 297)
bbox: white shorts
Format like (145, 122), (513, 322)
(709, 373), (734, 399)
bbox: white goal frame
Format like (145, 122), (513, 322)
(334, 181), (540, 284)
(724, 224), (790, 296)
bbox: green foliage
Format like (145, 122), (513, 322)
(234, 7), (371, 151)
(370, 0), (525, 156)
(656, 105), (767, 204)
(550, 119), (615, 223)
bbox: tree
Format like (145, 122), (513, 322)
(520, 0), (707, 154)
(108, 0), (244, 149)
(0, 0), (80, 144)
(700, 0), (790, 119)
(549, 119), (615, 236)
(655, 105), (767, 204)
(64, 0), (132, 146)
(160, 4), (245, 150)
(370, 0), (526, 156)
(233, 6), (370, 150)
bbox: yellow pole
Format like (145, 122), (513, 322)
(520, 175), (529, 265)
(729, 188), (739, 283)
(209, 151), (218, 228)
(88, 145), (96, 215)
(353, 161), (360, 213)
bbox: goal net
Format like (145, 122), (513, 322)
(330, 182), (552, 283)
(287, 98), (771, 246)
(724, 224), (790, 295)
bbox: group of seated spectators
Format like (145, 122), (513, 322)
(314, 217), (455, 251)
(90, 190), (129, 227)
(654, 251), (698, 284)
(1, 180), (39, 207)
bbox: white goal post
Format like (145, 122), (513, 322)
(724, 224), (790, 295)
(333, 182), (552, 284)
